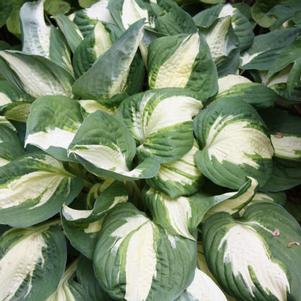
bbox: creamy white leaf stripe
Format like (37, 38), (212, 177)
(0, 92), (12, 106)
(109, 215), (157, 301)
(0, 158), (9, 167)
(20, 0), (51, 56)
(69, 144), (128, 171)
(159, 194), (194, 240)
(207, 177), (258, 216)
(84, 220), (102, 234)
(271, 135), (301, 159)
(206, 116), (273, 168)
(93, 22), (112, 57)
(121, 0), (148, 29)
(218, 4), (235, 18)
(153, 33), (200, 89)
(219, 224), (290, 300)
(84, 0), (114, 23)
(79, 100), (113, 114)
(0, 171), (65, 209)
(241, 51), (263, 67)
(124, 222), (156, 301)
(218, 75), (251, 93)
(205, 17), (231, 62)
(62, 205), (93, 221)
(0, 232), (47, 300)
(158, 145), (200, 185)
(184, 269), (227, 301)
(110, 215), (148, 251)
(26, 128), (77, 151)
(145, 96), (202, 136)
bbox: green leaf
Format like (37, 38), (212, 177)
(25, 96), (83, 161)
(251, 0), (280, 28)
(193, 4), (224, 29)
(72, 20), (144, 104)
(118, 88), (202, 163)
(152, 0), (197, 35)
(263, 158), (301, 193)
(267, 38), (301, 93)
(194, 98), (274, 189)
(251, 0), (301, 29)
(93, 202), (196, 301)
(0, 1), (13, 27)
(79, 0), (98, 8)
(0, 79), (32, 110)
(0, 51), (74, 98)
(148, 33), (218, 100)
(68, 110), (160, 180)
(146, 143), (203, 198)
(0, 223), (67, 301)
(62, 181), (128, 259)
(44, 0), (71, 15)
(54, 14), (84, 53)
(0, 153), (83, 227)
(5, 0), (27, 37)
(240, 27), (301, 70)
(0, 117), (24, 166)
(3, 102), (31, 122)
(203, 202), (301, 300)
(20, 0), (72, 73)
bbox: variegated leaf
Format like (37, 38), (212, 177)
(25, 96), (83, 161)
(46, 257), (113, 301)
(148, 33), (218, 99)
(74, 0), (114, 37)
(176, 269), (227, 301)
(62, 181), (128, 259)
(217, 74), (278, 108)
(194, 97), (273, 189)
(144, 188), (207, 240)
(20, 0), (72, 73)
(0, 153), (83, 227)
(146, 143), (203, 198)
(0, 51), (74, 98)
(73, 21), (112, 78)
(144, 177), (257, 240)
(72, 20), (144, 104)
(203, 202), (301, 301)
(118, 88), (202, 163)
(0, 223), (66, 301)
(240, 28), (301, 71)
(109, 0), (151, 30)
(93, 202), (196, 301)
(261, 108), (301, 161)
(68, 110), (160, 180)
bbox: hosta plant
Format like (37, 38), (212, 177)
(0, 0), (300, 300)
